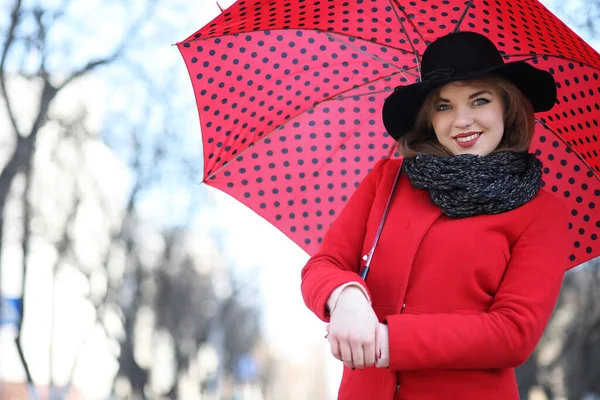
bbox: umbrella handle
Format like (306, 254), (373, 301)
(360, 162), (403, 281)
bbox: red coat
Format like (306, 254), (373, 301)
(301, 158), (571, 400)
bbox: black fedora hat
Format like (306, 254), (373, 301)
(382, 31), (557, 140)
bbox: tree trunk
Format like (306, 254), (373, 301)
(0, 135), (33, 276)
(0, 79), (57, 297)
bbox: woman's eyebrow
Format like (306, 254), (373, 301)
(468, 90), (493, 99)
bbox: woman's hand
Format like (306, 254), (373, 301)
(327, 286), (380, 369)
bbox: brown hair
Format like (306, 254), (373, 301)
(396, 75), (536, 157)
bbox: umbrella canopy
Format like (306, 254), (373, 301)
(178, 0), (600, 270)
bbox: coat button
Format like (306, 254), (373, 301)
(402, 303), (406, 310)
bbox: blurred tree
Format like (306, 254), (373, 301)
(0, 0), (163, 393)
(0, 0), (152, 389)
(562, 260), (600, 399)
(0, 1), (266, 400)
(155, 229), (263, 399)
(0, 0), (148, 285)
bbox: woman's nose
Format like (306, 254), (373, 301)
(454, 109), (475, 128)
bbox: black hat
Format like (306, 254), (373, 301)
(382, 31), (557, 140)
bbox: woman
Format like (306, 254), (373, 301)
(300, 31), (570, 399)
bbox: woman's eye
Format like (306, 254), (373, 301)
(436, 104), (450, 111)
(474, 98), (490, 106)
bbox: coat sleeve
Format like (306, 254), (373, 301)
(385, 195), (570, 370)
(300, 158), (391, 322)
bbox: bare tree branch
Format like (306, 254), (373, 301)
(0, 0), (157, 313)
(58, 0), (160, 91)
(48, 189), (81, 390)
(32, 8), (49, 77)
(0, 81), (58, 278)
(0, 0), (24, 137)
(58, 52), (122, 91)
(15, 142), (38, 397)
(47, 128), (122, 390)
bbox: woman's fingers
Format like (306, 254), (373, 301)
(351, 342), (366, 369)
(330, 337), (342, 361)
(362, 339), (375, 368)
(339, 341), (354, 369)
(329, 334), (376, 369)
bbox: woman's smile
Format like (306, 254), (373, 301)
(454, 131), (483, 147)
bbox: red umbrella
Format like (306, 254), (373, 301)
(178, 0), (599, 270)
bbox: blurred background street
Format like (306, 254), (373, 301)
(0, 0), (599, 399)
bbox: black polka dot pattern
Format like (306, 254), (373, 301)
(179, 0), (600, 269)
(531, 125), (599, 266)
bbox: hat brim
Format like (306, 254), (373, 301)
(382, 61), (557, 140)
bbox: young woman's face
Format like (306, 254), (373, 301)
(431, 82), (505, 156)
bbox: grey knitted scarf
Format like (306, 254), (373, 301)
(402, 151), (543, 218)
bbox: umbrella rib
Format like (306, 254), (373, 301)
(181, 29), (419, 56)
(321, 31), (406, 72)
(501, 52), (600, 71)
(390, 0), (425, 64)
(182, 28), (412, 53)
(536, 119), (600, 180)
(319, 31), (419, 84)
(320, 69), (413, 101)
(453, 0), (474, 33)
(334, 88), (398, 101)
(203, 71), (407, 182)
(334, 67), (420, 100)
